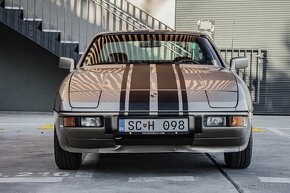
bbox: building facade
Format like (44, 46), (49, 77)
(176, 0), (290, 115)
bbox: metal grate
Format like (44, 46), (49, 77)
(220, 48), (267, 104)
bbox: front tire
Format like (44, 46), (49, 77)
(224, 131), (253, 169)
(54, 129), (82, 170)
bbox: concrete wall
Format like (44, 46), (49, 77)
(0, 22), (68, 111)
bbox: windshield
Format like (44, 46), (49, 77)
(82, 34), (221, 66)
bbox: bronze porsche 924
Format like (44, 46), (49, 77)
(54, 30), (253, 170)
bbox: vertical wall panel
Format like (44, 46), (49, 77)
(176, 0), (290, 115)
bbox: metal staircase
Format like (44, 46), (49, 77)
(0, 0), (80, 60)
(0, 0), (174, 61)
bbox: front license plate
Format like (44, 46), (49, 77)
(118, 118), (189, 134)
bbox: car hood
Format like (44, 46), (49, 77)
(69, 64), (238, 110)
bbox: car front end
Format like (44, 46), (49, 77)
(54, 31), (253, 169)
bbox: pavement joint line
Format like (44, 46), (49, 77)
(264, 127), (290, 137)
(264, 127), (290, 130)
(128, 176), (195, 183)
(258, 177), (290, 184)
(75, 153), (98, 178)
(0, 177), (64, 183)
(205, 153), (244, 193)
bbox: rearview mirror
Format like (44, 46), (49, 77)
(140, 41), (161, 48)
(230, 57), (248, 70)
(59, 57), (75, 72)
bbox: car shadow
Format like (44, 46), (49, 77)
(81, 153), (220, 175)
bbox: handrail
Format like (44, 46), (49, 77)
(122, 0), (173, 30)
(5, 0), (191, 56)
(92, 0), (187, 57)
(92, 0), (191, 56)
(93, 0), (150, 30)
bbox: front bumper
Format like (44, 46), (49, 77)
(54, 111), (252, 153)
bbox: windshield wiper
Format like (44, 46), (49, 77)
(90, 62), (128, 65)
(89, 60), (201, 65)
(174, 60), (200, 64)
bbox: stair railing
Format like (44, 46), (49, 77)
(92, 0), (191, 57)
(92, 0), (191, 56)
(118, 0), (172, 30)
(4, 0), (190, 57)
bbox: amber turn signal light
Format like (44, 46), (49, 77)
(231, 116), (245, 127)
(63, 117), (76, 127)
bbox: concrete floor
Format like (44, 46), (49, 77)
(0, 112), (289, 193)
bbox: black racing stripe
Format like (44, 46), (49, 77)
(156, 64), (177, 89)
(158, 91), (179, 111)
(130, 65), (150, 89)
(176, 64), (189, 115)
(128, 65), (150, 115)
(156, 64), (179, 114)
(129, 91), (150, 113)
(119, 64), (130, 115)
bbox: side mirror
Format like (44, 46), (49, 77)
(230, 57), (248, 70)
(59, 57), (75, 72)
